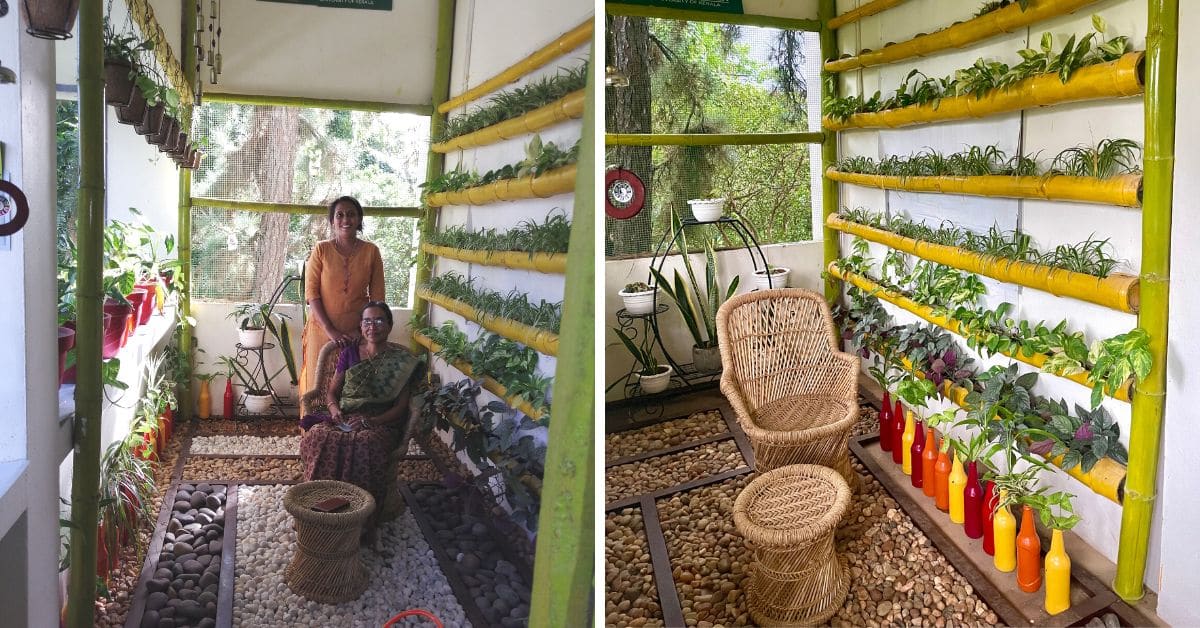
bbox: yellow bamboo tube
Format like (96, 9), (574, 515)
(411, 331), (546, 421)
(432, 90), (586, 153)
(828, 263), (1133, 401)
(826, 169), (1142, 208)
(827, 0), (912, 29)
(824, 52), (1144, 131)
(826, 214), (1140, 313)
(438, 20), (592, 114)
(417, 288), (559, 357)
(825, 0), (1104, 72)
(421, 243), (567, 274)
(425, 165), (577, 207)
(893, 355), (1125, 503)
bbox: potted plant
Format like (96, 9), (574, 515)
(613, 328), (671, 394)
(219, 355), (280, 415)
(752, 264), (791, 290)
(1026, 490), (1079, 615)
(97, 439), (155, 580)
(686, 196), (725, 222)
(102, 19), (152, 107)
(228, 302), (270, 348)
(22, 0), (81, 40)
(617, 281), (658, 315)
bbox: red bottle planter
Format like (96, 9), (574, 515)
(223, 378), (235, 419)
(921, 428), (938, 499)
(982, 480), (997, 556)
(879, 390), (893, 452)
(125, 288), (149, 333)
(891, 399), (905, 465)
(963, 461), (984, 538)
(910, 420), (926, 488)
(1017, 505), (1043, 592)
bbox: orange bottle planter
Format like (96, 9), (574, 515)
(1044, 529), (1071, 615)
(1017, 505), (1042, 592)
(934, 446), (952, 511)
(197, 379), (212, 419)
(921, 428), (938, 498)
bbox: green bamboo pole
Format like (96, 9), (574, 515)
(178, 0), (197, 424)
(66, 0), (105, 624)
(606, 3), (821, 31)
(529, 41), (594, 628)
(411, 0), (455, 339)
(190, 196), (420, 217)
(202, 91), (432, 114)
(820, 0), (840, 304)
(1115, 0), (1177, 602)
(605, 131), (825, 146)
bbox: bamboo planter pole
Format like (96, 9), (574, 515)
(825, 0), (1104, 72)
(828, 262), (1133, 402)
(820, 0), (841, 304)
(438, 19), (591, 114)
(1116, 0), (1177, 602)
(827, 0), (912, 29)
(411, 331), (546, 421)
(824, 52), (1144, 131)
(416, 288), (560, 357)
(825, 169), (1143, 208)
(826, 214), (1141, 313)
(421, 243), (567, 274)
(191, 197), (420, 217)
(431, 90), (585, 153)
(177, 0), (197, 423)
(424, 164), (577, 207)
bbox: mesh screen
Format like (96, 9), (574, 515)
(605, 16), (823, 258)
(189, 102), (427, 303)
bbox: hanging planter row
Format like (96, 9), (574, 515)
(828, 262), (1133, 402)
(824, 0), (1103, 72)
(411, 331), (546, 421)
(825, 169), (1142, 207)
(826, 213), (1140, 313)
(421, 243), (567, 274)
(432, 90), (586, 153)
(416, 288), (560, 357)
(826, 0), (911, 29)
(424, 164), (577, 207)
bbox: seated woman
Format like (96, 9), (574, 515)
(299, 301), (423, 525)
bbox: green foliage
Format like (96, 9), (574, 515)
(834, 141), (1139, 179)
(1088, 328), (1153, 409)
(612, 327), (659, 376)
(1048, 138), (1142, 178)
(975, 0), (1031, 18)
(424, 271), (562, 334)
(426, 212), (571, 254)
(1026, 490), (1081, 531)
(437, 63), (588, 142)
(421, 137), (580, 196)
(417, 321), (552, 415)
(98, 439), (156, 571)
(649, 214), (740, 349)
(1037, 401), (1127, 472)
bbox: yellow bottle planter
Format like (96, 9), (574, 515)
(827, 0), (911, 29)
(421, 243), (568, 274)
(824, 52), (1144, 131)
(827, 262), (1133, 402)
(825, 169), (1142, 208)
(827, 214), (1140, 313)
(411, 331), (547, 421)
(901, 410), (916, 475)
(825, 0), (1105, 72)
(949, 452), (966, 524)
(197, 379), (211, 419)
(424, 164), (578, 208)
(993, 498), (1017, 572)
(1045, 529), (1072, 615)
(432, 90), (586, 153)
(417, 288), (560, 357)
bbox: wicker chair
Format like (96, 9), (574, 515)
(716, 288), (859, 487)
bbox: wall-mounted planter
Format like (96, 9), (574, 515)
(425, 164), (577, 208)
(827, 0), (911, 29)
(103, 59), (136, 107)
(115, 87), (148, 125)
(823, 52), (1144, 131)
(824, 0), (1104, 72)
(826, 214), (1140, 313)
(825, 169), (1143, 208)
(136, 102), (165, 136)
(411, 331), (546, 421)
(417, 288), (560, 357)
(421, 243), (567, 274)
(432, 90), (586, 153)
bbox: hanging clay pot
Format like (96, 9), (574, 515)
(136, 101), (165, 136)
(910, 419), (925, 488)
(964, 461), (984, 539)
(1017, 505), (1042, 592)
(103, 59), (135, 107)
(1044, 529), (1071, 615)
(116, 85), (147, 125)
(22, 0), (82, 40)
(879, 390), (893, 452)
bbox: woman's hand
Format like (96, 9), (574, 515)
(327, 328), (359, 349)
(327, 403), (344, 424)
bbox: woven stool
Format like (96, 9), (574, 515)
(733, 464), (851, 626)
(284, 480), (376, 603)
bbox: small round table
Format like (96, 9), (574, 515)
(284, 480), (376, 603)
(733, 464), (851, 626)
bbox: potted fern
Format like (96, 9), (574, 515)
(613, 328), (671, 394)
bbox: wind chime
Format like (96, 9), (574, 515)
(193, 0), (222, 104)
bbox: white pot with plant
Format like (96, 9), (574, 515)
(228, 302), (268, 348)
(752, 265), (791, 290)
(618, 281), (659, 315)
(614, 327), (672, 394)
(687, 196), (725, 222)
(219, 356), (275, 416)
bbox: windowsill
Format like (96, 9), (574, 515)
(0, 459), (29, 541)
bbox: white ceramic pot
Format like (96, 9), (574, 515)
(619, 287), (659, 315)
(238, 327), (265, 348)
(753, 268), (791, 291)
(638, 365), (673, 394)
(243, 392), (273, 415)
(687, 198), (725, 222)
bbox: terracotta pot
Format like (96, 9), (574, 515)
(103, 59), (135, 107)
(22, 0), (81, 40)
(102, 299), (132, 356)
(58, 326), (76, 386)
(136, 102), (165, 136)
(115, 85), (147, 124)
(150, 115), (177, 146)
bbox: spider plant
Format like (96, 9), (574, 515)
(1048, 138), (1141, 178)
(424, 271), (562, 334)
(975, 0), (1030, 17)
(427, 211), (571, 254)
(437, 63), (588, 142)
(422, 137), (580, 196)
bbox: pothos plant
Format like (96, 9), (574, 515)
(896, 377), (939, 420)
(1025, 490), (1081, 531)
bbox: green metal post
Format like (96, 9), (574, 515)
(1115, 0), (1177, 601)
(178, 0), (197, 421)
(411, 0), (455, 331)
(529, 40), (595, 628)
(66, 0), (105, 624)
(819, 0), (840, 303)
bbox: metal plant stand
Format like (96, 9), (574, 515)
(233, 274), (303, 418)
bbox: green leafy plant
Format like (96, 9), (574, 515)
(1049, 138), (1141, 178)
(416, 321), (552, 416)
(1025, 490), (1081, 530)
(612, 327), (661, 377)
(896, 377), (938, 418)
(649, 211), (740, 350)
(437, 63), (588, 142)
(623, 281), (653, 293)
(834, 141), (1137, 180)
(1088, 328), (1152, 408)
(975, 0), (1031, 18)
(218, 355), (279, 397)
(1036, 401), (1128, 472)
(424, 271), (562, 334)
(98, 439), (156, 573)
(426, 211), (571, 254)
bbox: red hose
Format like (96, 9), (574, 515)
(383, 609), (444, 628)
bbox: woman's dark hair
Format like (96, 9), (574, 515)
(361, 300), (393, 326)
(328, 195), (365, 232)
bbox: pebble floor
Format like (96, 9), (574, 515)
(604, 404), (1001, 628)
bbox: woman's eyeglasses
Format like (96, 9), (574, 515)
(361, 317), (389, 327)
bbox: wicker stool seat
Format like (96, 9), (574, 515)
(734, 464), (851, 626)
(284, 480), (376, 603)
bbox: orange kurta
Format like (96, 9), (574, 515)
(300, 240), (385, 405)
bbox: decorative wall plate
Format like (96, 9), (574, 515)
(605, 167), (645, 220)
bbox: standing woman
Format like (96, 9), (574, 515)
(299, 196), (386, 412)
